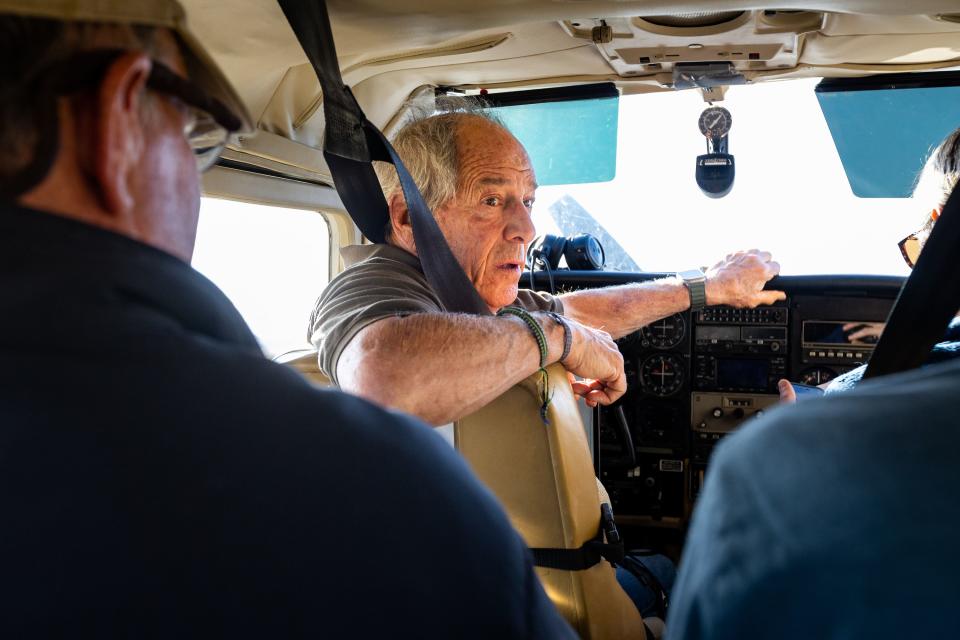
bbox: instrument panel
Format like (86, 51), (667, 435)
(527, 272), (904, 534)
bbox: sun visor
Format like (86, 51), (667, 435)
(816, 71), (960, 198)
(482, 83), (619, 186)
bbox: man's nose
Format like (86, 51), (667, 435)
(505, 200), (536, 245)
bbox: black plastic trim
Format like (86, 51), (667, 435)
(816, 70), (960, 94)
(479, 82), (619, 108)
(524, 272), (906, 298)
(214, 158), (333, 189)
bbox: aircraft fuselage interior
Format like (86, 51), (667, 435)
(178, 0), (960, 634)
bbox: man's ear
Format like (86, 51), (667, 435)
(387, 192), (417, 253)
(93, 52), (152, 216)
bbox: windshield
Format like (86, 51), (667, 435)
(529, 78), (920, 276)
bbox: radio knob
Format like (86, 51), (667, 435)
(711, 407), (724, 419)
(770, 342), (781, 352)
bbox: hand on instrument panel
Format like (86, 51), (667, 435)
(704, 249), (786, 308)
(777, 379), (798, 404)
(559, 321), (626, 408)
(777, 379), (827, 404)
(843, 322), (885, 345)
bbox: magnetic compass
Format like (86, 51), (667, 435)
(698, 106), (732, 139)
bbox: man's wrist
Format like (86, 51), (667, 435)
(677, 269), (707, 311)
(498, 307), (548, 367)
(536, 312), (567, 365)
(704, 276), (720, 307)
(545, 312), (572, 364)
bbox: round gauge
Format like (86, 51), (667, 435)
(799, 367), (837, 386)
(640, 354), (686, 396)
(698, 106), (732, 139)
(641, 313), (686, 349)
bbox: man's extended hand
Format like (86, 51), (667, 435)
(704, 249), (786, 308)
(559, 320), (627, 408)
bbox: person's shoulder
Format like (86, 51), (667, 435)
(514, 289), (563, 314)
(338, 243), (424, 279)
(674, 359), (960, 640)
(166, 340), (511, 518)
(714, 357), (960, 480)
(318, 245), (438, 309)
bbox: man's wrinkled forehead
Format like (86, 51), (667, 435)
(454, 116), (537, 188)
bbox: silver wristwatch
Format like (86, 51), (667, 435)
(678, 269), (707, 312)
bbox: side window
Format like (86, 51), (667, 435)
(191, 197), (330, 358)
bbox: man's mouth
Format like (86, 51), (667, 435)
(497, 261), (522, 272)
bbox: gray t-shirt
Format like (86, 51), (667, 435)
(308, 243), (563, 385)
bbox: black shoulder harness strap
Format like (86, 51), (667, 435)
(276, 0), (490, 315)
(865, 183), (960, 379)
(529, 504), (624, 570)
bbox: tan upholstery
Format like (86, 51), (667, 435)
(284, 351), (641, 635)
(276, 350), (332, 387)
(455, 364), (646, 639)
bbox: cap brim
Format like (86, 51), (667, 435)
(173, 25), (255, 135)
(0, 0), (254, 135)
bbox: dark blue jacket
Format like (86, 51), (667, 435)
(0, 204), (574, 638)
(667, 356), (960, 639)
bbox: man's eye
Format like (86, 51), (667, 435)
(523, 199), (535, 209)
(483, 196), (501, 207)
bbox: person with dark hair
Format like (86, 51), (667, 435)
(0, 2), (576, 637)
(667, 127), (960, 639)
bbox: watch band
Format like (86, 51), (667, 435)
(678, 269), (707, 312)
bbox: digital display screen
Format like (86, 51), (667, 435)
(717, 359), (769, 389)
(697, 326), (740, 342)
(803, 321), (884, 346)
(741, 327), (786, 342)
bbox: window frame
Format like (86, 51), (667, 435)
(202, 165), (357, 281)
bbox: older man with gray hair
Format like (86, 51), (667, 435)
(309, 108), (785, 426)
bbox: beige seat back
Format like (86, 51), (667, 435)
(276, 350), (332, 387)
(455, 364), (645, 639)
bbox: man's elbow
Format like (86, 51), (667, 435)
(338, 345), (402, 407)
(338, 342), (452, 425)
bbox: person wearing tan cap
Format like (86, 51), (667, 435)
(0, 2), (575, 637)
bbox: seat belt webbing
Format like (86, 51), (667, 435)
(276, 0), (490, 315)
(865, 183), (960, 379)
(530, 504), (625, 571)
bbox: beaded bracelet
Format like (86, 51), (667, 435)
(497, 306), (552, 425)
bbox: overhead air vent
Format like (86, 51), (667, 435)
(641, 11), (745, 28)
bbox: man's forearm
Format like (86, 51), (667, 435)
(337, 313), (564, 426)
(560, 278), (689, 340)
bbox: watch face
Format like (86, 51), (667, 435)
(698, 106), (732, 138)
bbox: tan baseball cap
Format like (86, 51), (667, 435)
(0, 0), (254, 134)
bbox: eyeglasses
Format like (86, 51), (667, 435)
(47, 49), (242, 172)
(141, 54), (242, 172)
(897, 210), (940, 269)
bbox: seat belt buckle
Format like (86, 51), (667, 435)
(600, 503), (621, 545)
